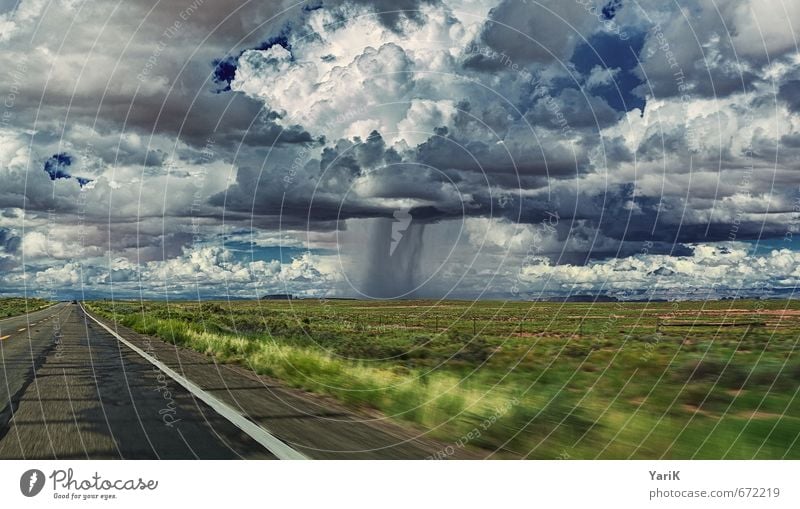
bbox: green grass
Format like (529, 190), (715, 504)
(85, 298), (800, 459)
(0, 298), (52, 319)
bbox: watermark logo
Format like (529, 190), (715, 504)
(389, 208), (412, 256)
(20, 469), (45, 497)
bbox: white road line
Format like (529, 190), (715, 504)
(80, 304), (308, 460)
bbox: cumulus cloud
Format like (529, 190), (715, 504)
(518, 243), (800, 300)
(6, 244), (339, 299)
(229, 5), (476, 143)
(0, 0), (798, 299)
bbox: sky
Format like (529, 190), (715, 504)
(0, 0), (799, 301)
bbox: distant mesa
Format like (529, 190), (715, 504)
(563, 294), (619, 302)
(647, 267), (676, 277)
(261, 294), (293, 300)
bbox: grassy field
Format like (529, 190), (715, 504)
(0, 298), (52, 319)
(86, 298), (800, 459)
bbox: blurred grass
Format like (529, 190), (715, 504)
(86, 298), (800, 459)
(0, 298), (52, 319)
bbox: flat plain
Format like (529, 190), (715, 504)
(85, 298), (800, 459)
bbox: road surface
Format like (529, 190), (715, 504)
(0, 303), (466, 459)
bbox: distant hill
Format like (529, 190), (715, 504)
(261, 294), (293, 300)
(562, 294), (619, 303)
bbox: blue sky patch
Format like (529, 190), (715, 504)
(44, 153), (73, 180)
(0, 0), (19, 16)
(571, 31), (646, 114)
(224, 241), (327, 264)
(43, 153), (92, 187)
(743, 236), (800, 256)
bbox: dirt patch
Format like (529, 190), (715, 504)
(682, 404), (718, 419)
(736, 410), (786, 421)
(510, 332), (565, 338)
(665, 309), (800, 318)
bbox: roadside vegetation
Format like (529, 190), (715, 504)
(0, 298), (52, 318)
(86, 298), (800, 459)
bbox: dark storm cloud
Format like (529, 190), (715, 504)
(571, 31), (647, 113)
(525, 88), (620, 128)
(633, 1), (775, 101)
(779, 80), (800, 113)
(780, 132), (800, 149)
(478, 0), (595, 65)
(83, 67), (315, 151)
(0, 0), (310, 158)
(0, 0), (799, 298)
(215, 135), (720, 267)
(0, 226), (21, 276)
(346, 0), (439, 31)
(0, 228), (21, 254)
(214, 122), (585, 231)
(414, 126), (575, 177)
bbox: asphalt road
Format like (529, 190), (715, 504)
(0, 303), (467, 459)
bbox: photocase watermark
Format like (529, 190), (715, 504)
(519, 0), (630, 41)
(640, 301), (678, 362)
(52, 317), (64, 360)
(626, 240), (675, 362)
(463, 44), (575, 139)
(20, 469), (45, 497)
(427, 397), (519, 459)
(0, 53), (27, 130)
(137, 0), (206, 83)
(650, 21), (705, 152)
(783, 184), (800, 244)
(189, 136), (215, 247)
(283, 144), (311, 188)
(72, 143), (91, 289)
(282, 104), (368, 188)
(153, 368), (181, 428)
(726, 107), (755, 244)
(510, 207), (560, 299)
(139, 335), (182, 428)
(20, 468), (159, 500)
(574, 0), (629, 40)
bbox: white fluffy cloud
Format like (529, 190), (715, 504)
(231, 3), (479, 143)
(519, 244), (800, 298)
(9, 245), (340, 298)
